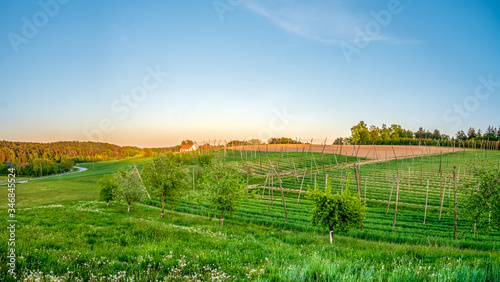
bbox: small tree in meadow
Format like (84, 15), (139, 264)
(114, 168), (145, 212)
(308, 175), (364, 244)
(98, 174), (118, 206)
(142, 154), (189, 218)
(198, 160), (246, 227)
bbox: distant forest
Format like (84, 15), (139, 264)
(0, 141), (141, 164)
(0, 141), (178, 164)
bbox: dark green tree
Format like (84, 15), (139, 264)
(62, 158), (75, 171)
(350, 121), (370, 143)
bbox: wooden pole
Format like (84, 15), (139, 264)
(453, 166), (457, 241)
(310, 149), (319, 173)
(364, 175), (367, 218)
(439, 152), (443, 173)
(410, 143), (415, 165)
(420, 155), (423, 186)
(133, 163), (151, 200)
(299, 147), (305, 166)
(340, 168), (345, 193)
(439, 176), (446, 220)
(372, 162), (376, 200)
(386, 176), (395, 214)
(408, 166), (411, 193)
(474, 181), (480, 236)
(392, 168), (400, 230)
(246, 164), (249, 196)
(268, 159), (288, 222)
(268, 171), (272, 213)
(424, 179), (429, 224)
(259, 148), (262, 172)
(314, 173), (317, 190)
(291, 158), (298, 189)
(261, 172), (269, 200)
(354, 165), (363, 231)
(388, 158), (391, 182)
(439, 170), (443, 203)
(297, 168), (308, 204)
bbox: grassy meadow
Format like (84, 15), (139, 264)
(1, 148), (499, 281)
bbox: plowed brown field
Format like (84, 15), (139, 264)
(230, 144), (465, 161)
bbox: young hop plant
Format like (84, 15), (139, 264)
(197, 159), (246, 227)
(308, 174), (364, 244)
(142, 153), (189, 218)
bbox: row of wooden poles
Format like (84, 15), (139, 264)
(186, 139), (495, 239)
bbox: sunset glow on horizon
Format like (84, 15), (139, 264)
(1, 1), (499, 147)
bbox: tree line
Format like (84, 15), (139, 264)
(348, 121), (500, 145)
(0, 140), (143, 164)
(0, 158), (75, 177)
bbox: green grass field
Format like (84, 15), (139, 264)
(1, 149), (499, 281)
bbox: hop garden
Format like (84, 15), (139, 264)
(1, 144), (499, 281)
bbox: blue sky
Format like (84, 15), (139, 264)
(1, 0), (499, 147)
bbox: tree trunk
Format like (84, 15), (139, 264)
(329, 225), (334, 244)
(128, 202), (131, 212)
(220, 212), (224, 227)
(161, 192), (165, 219)
(106, 202), (109, 207)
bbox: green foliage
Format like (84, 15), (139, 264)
(345, 172), (352, 190)
(197, 159), (246, 226)
(113, 168), (145, 212)
(98, 174), (118, 204)
(0, 140), (142, 163)
(0, 162), (8, 175)
(197, 154), (213, 168)
(181, 140), (194, 146)
(3, 201), (500, 280)
(142, 148), (153, 157)
(267, 137), (301, 144)
(459, 162), (500, 232)
(62, 158), (75, 171)
(308, 176), (364, 242)
(31, 158), (54, 177)
(142, 154), (189, 212)
(350, 121), (370, 143)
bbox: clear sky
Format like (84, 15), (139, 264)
(1, 0), (499, 147)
